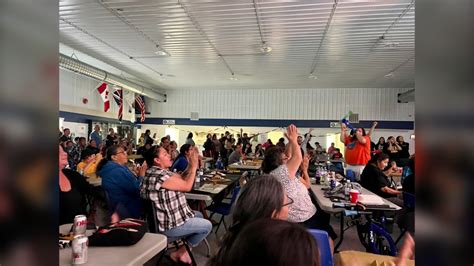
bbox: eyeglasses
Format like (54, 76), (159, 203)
(115, 150), (127, 156)
(282, 196), (294, 207)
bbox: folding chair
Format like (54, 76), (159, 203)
(308, 229), (334, 266)
(206, 185), (241, 233)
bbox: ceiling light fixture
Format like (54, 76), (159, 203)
(308, 73), (318, 80)
(384, 72), (394, 79)
(229, 74), (238, 81)
(260, 42), (272, 53)
(154, 45), (169, 56)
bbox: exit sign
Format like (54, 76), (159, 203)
(163, 120), (175, 125)
(330, 122), (340, 128)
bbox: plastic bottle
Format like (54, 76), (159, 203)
(216, 155), (223, 170)
(194, 169), (201, 189)
(344, 181), (351, 201)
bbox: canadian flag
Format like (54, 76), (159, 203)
(96, 82), (110, 112)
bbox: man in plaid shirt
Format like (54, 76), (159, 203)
(140, 145), (211, 264)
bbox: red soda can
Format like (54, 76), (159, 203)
(71, 235), (88, 264)
(73, 215), (87, 236)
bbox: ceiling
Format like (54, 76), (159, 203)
(59, 0), (415, 91)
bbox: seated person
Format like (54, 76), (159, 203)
(59, 146), (104, 225)
(228, 143), (246, 165)
(262, 125), (337, 245)
(141, 145), (211, 264)
(86, 139), (101, 155)
(171, 144), (193, 173)
(97, 145), (145, 219)
(209, 174), (291, 265)
(76, 148), (102, 178)
(216, 219), (320, 266)
(360, 153), (403, 206)
(331, 148), (343, 160)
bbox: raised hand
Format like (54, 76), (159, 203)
(284, 124), (299, 143)
(189, 147), (200, 167)
(373, 121), (378, 127)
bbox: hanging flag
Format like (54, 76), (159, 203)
(96, 82), (110, 112)
(135, 95), (145, 122)
(112, 88), (123, 121)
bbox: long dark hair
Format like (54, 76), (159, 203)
(351, 127), (367, 141)
(143, 145), (160, 167)
(261, 146), (284, 173)
(187, 132), (193, 139)
(213, 219), (320, 266)
(96, 145), (121, 172)
(209, 175), (286, 266)
(368, 152), (390, 165)
(179, 144), (192, 156)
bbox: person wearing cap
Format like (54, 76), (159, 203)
(76, 148), (102, 178)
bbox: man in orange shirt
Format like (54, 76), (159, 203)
(340, 123), (371, 181)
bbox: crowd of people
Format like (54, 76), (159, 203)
(58, 123), (414, 265)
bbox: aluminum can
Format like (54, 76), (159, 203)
(73, 215), (87, 236)
(72, 235), (88, 264)
(330, 178), (336, 190)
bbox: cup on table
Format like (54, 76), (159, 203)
(349, 189), (359, 203)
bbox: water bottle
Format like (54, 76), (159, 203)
(344, 181), (351, 201)
(216, 155), (223, 170)
(194, 169), (201, 189)
(315, 167), (321, 184)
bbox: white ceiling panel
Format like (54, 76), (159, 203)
(59, 0), (414, 91)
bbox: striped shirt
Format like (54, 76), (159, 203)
(140, 166), (194, 231)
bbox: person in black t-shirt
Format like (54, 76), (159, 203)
(360, 152), (403, 206)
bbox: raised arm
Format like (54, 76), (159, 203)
(162, 147), (199, 192)
(367, 121), (377, 137)
(301, 128), (313, 153)
(340, 123), (348, 143)
(285, 124), (302, 179)
(299, 154), (311, 189)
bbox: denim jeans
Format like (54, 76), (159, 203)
(162, 211), (212, 247)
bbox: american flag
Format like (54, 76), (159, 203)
(112, 88), (123, 121)
(135, 95), (145, 122)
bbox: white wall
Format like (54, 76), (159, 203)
(60, 68), (136, 122)
(148, 88), (414, 121)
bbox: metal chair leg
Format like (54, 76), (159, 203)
(204, 238), (211, 257)
(215, 215), (224, 233)
(183, 241), (197, 266)
(395, 228), (407, 245)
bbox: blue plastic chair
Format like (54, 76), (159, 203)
(345, 169), (356, 182)
(206, 185), (241, 233)
(308, 229), (333, 266)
